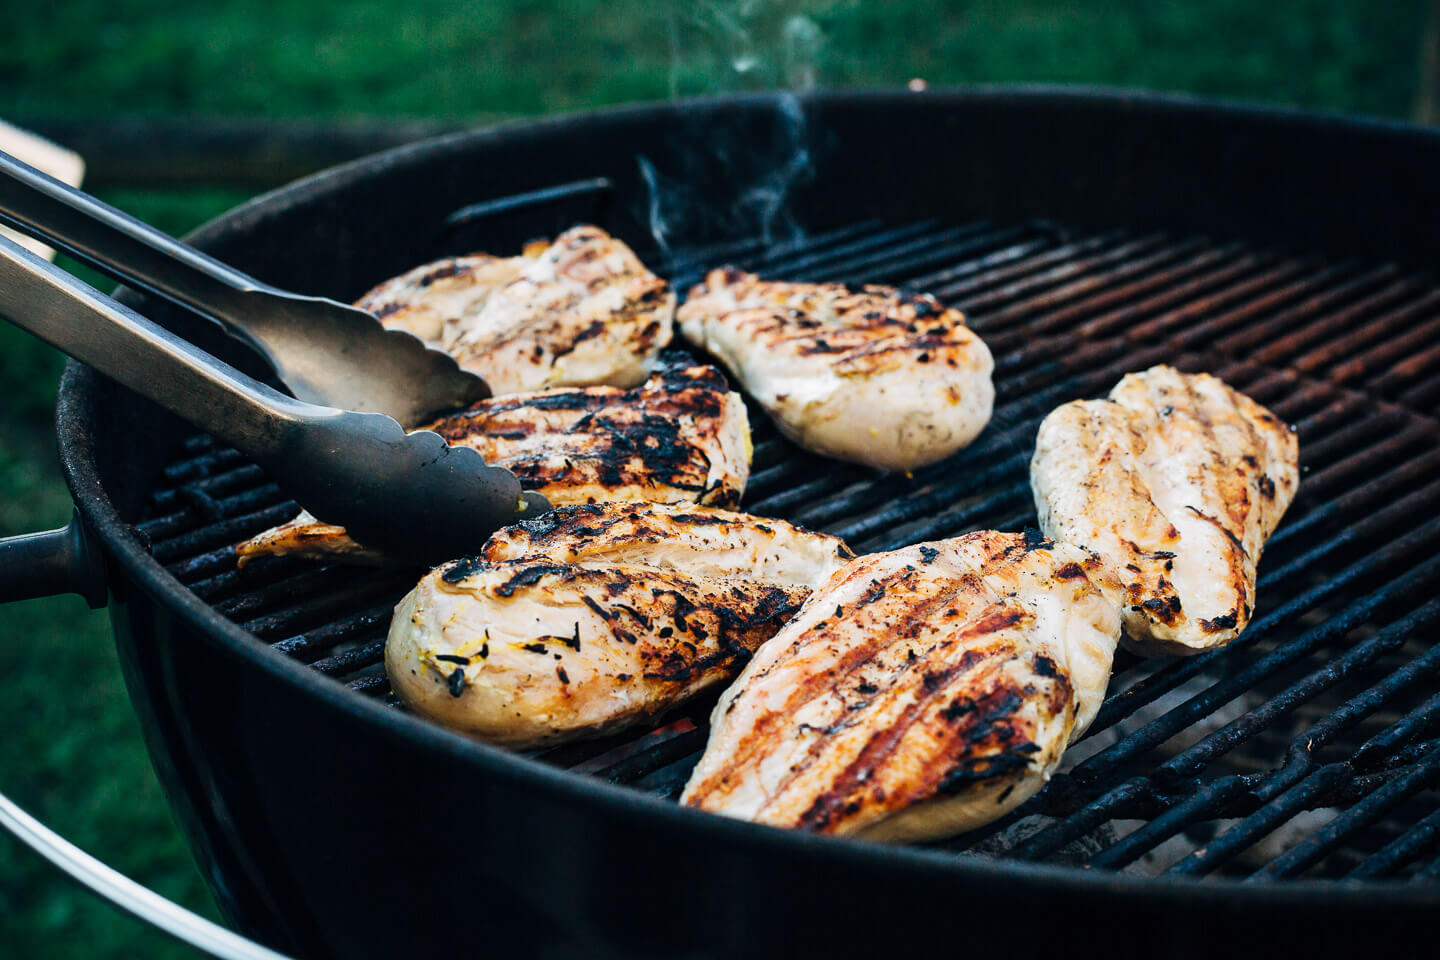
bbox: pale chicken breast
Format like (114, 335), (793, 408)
(1031, 365), (1299, 656)
(360, 225), (674, 394)
(234, 366), (752, 566)
(681, 531), (1122, 843)
(677, 268), (994, 472)
(360, 254), (526, 347)
(386, 503), (854, 747)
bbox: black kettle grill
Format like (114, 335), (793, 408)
(3, 88), (1440, 959)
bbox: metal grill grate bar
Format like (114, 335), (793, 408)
(1015, 593), (1440, 866)
(1348, 797), (1440, 879)
(130, 209), (1440, 881)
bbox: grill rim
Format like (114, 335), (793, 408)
(50, 87), (1440, 907)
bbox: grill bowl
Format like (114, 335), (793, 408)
(47, 89), (1440, 958)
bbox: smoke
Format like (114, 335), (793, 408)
(638, 1), (829, 261)
(667, 1), (828, 96)
(735, 90), (810, 245)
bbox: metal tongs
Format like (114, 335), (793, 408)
(0, 151), (549, 566)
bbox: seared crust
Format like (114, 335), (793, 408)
(386, 503), (853, 746)
(1031, 365), (1300, 655)
(424, 364), (750, 509)
(677, 268), (994, 471)
(234, 366), (751, 566)
(480, 501), (854, 577)
(361, 225), (674, 394)
(681, 531), (1122, 843)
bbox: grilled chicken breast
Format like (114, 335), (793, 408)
(235, 366), (752, 566)
(681, 531), (1122, 843)
(677, 268), (994, 472)
(1031, 365), (1299, 656)
(387, 502), (854, 747)
(361, 225), (674, 394)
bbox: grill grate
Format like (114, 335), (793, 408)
(135, 210), (1440, 882)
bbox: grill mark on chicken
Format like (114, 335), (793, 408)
(362, 225), (674, 395)
(434, 365), (740, 504)
(789, 612), (1046, 832)
(489, 562), (574, 595)
(433, 560), (803, 716)
(1182, 375), (1254, 541)
(714, 600), (1036, 815)
(677, 270), (994, 472)
(682, 533), (1122, 842)
(466, 284), (666, 372)
(1184, 505), (1252, 560)
(387, 503), (851, 746)
(1199, 610), (1239, 633)
(1030, 365), (1299, 655)
(234, 366), (751, 566)
(697, 547), (1042, 782)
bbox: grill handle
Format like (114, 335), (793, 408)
(0, 229), (296, 957)
(0, 510), (106, 607)
(0, 789), (295, 959)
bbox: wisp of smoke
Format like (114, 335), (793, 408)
(738, 91), (811, 245)
(638, 2), (829, 262)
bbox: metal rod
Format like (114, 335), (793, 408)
(0, 792), (294, 960)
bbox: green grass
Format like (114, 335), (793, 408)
(0, 190), (243, 960)
(0, 1), (1426, 120)
(0, 1), (1429, 956)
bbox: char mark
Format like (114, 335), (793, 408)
(641, 649), (736, 683)
(416, 260), (465, 287)
(1053, 562), (1085, 580)
(936, 744), (1040, 793)
(549, 318), (608, 359)
(441, 555), (492, 583)
(1140, 593), (1184, 624)
(493, 563), (575, 596)
(1199, 610), (1239, 632)
(446, 668), (467, 697)
(1186, 505), (1250, 559)
(792, 641), (1036, 832)
(1021, 527), (1055, 550)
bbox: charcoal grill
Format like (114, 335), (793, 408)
(3, 89), (1440, 958)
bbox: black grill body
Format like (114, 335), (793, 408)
(53, 90), (1440, 959)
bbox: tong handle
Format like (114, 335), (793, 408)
(0, 148), (494, 425)
(0, 231), (314, 461)
(0, 148), (289, 357)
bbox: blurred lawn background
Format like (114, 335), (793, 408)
(0, 1), (1427, 956)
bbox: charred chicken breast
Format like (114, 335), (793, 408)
(681, 531), (1122, 843)
(235, 366), (752, 566)
(1031, 365), (1299, 656)
(386, 502), (854, 747)
(361, 225), (674, 394)
(677, 268), (994, 472)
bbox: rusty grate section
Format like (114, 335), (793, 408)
(136, 212), (1440, 882)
